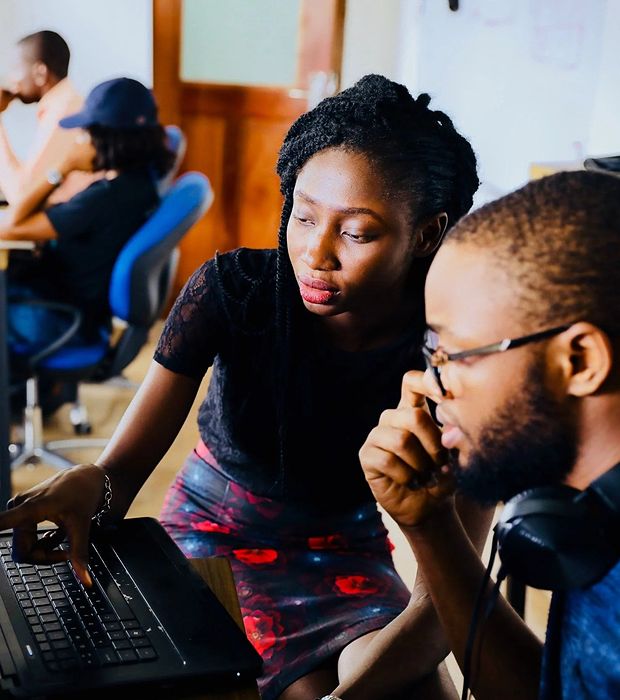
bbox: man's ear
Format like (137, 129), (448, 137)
(414, 212), (448, 258)
(32, 61), (48, 88)
(558, 322), (613, 397)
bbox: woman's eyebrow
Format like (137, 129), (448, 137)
(294, 190), (386, 225)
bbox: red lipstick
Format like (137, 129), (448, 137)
(298, 275), (339, 305)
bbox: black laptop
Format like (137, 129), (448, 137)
(0, 517), (262, 697)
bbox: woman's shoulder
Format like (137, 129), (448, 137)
(214, 247), (276, 281)
(209, 247), (276, 301)
(184, 247), (276, 333)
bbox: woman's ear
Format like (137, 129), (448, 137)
(558, 322), (613, 397)
(414, 212), (448, 258)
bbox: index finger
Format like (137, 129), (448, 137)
(62, 514), (93, 587)
(398, 369), (442, 409)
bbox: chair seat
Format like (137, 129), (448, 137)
(40, 341), (109, 371)
(10, 330), (111, 372)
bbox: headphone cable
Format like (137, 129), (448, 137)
(461, 530), (507, 700)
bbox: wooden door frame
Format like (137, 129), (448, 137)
(152, 0), (346, 123)
(152, 0), (345, 293)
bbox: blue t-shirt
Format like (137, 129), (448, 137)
(540, 559), (620, 698)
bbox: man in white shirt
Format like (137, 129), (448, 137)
(0, 30), (95, 206)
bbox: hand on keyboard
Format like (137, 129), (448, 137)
(0, 464), (109, 586)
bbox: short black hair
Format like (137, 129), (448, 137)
(18, 30), (70, 80)
(88, 124), (175, 176)
(444, 170), (620, 335)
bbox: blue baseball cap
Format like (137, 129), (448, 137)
(59, 77), (159, 129)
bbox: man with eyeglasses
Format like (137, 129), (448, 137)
(359, 170), (620, 700)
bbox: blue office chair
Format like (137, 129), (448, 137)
(9, 171), (213, 469)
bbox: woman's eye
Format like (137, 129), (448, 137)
(293, 213), (314, 225)
(343, 231), (375, 243)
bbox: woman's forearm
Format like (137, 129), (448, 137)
(96, 361), (202, 517)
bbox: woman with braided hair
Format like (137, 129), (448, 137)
(0, 75), (491, 699)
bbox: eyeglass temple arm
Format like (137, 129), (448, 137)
(446, 324), (572, 361)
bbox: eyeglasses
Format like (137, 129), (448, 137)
(422, 324), (572, 395)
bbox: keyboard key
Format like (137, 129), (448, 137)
(131, 637), (152, 648)
(47, 631), (68, 642)
(95, 648), (118, 665)
(136, 647), (157, 661)
(117, 649), (138, 663)
(112, 639), (133, 650)
(39, 613), (59, 624)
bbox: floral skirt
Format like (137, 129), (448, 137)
(159, 443), (411, 700)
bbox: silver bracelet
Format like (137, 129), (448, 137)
(92, 473), (112, 527)
(317, 696), (343, 700)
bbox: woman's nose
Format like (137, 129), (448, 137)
(301, 228), (339, 271)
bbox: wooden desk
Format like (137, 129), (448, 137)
(186, 557), (261, 700)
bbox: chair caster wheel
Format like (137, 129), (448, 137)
(74, 423), (92, 436)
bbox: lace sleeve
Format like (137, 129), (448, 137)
(153, 258), (229, 379)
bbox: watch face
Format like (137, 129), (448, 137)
(47, 169), (63, 186)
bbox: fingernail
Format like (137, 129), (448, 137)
(73, 563), (92, 587)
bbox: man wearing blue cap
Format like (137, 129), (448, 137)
(0, 77), (174, 413)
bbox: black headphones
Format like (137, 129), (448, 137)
(494, 462), (620, 590)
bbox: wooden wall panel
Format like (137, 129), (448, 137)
(237, 118), (290, 250)
(174, 116), (228, 297)
(153, 0), (345, 296)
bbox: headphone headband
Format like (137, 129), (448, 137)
(495, 462), (620, 590)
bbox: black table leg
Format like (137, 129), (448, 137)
(0, 251), (11, 508)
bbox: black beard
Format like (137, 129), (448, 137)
(451, 361), (576, 506)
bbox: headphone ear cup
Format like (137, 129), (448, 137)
(496, 486), (618, 590)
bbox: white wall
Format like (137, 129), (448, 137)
(341, 0), (402, 87)
(342, 0), (619, 207)
(2, 1), (617, 204)
(0, 0), (152, 159)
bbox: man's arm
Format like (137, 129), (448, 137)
(0, 135), (96, 241)
(332, 497), (493, 700)
(0, 89), (23, 203)
(355, 370), (542, 700)
(404, 505), (542, 700)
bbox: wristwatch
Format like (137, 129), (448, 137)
(46, 168), (64, 187)
(316, 696), (343, 700)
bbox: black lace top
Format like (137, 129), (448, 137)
(154, 248), (425, 510)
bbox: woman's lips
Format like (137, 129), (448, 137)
(298, 275), (340, 305)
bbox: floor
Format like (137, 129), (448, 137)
(9, 319), (550, 693)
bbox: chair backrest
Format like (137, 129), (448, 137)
(157, 125), (188, 196)
(106, 171), (213, 375)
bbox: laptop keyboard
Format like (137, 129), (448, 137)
(0, 539), (158, 672)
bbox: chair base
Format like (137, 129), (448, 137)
(10, 377), (109, 471)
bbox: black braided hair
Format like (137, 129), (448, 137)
(273, 74), (479, 494)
